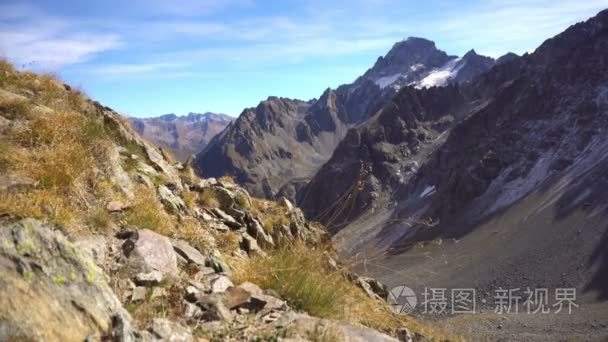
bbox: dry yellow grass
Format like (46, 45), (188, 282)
(232, 242), (458, 341)
(0, 61), (119, 234)
(173, 216), (214, 253)
(215, 231), (240, 255)
(0, 188), (80, 229)
(251, 198), (291, 233)
(218, 175), (235, 184)
(198, 187), (220, 208)
(181, 190), (198, 209)
(122, 185), (176, 235)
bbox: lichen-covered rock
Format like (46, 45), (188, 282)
(143, 143), (183, 191)
(107, 145), (135, 199)
(0, 219), (136, 341)
(210, 275), (234, 293)
(74, 235), (108, 267)
(158, 185), (186, 213)
(245, 214), (274, 248)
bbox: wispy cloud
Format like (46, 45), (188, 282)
(0, 3), (122, 70)
(131, 0), (254, 17)
(90, 62), (187, 75)
(0, 31), (121, 69)
(421, 0), (608, 56)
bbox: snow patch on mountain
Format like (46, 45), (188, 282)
(410, 63), (425, 71)
(417, 58), (465, 88)
(420, 185), (436, 198)
(375, 73), (404, 89)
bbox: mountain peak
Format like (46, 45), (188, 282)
(496, 52), (519, 64)
(463, 49), (479, 58)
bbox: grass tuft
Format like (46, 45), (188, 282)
(198, 188), (220, 208)
(86, 206), (113, 233)
(251, 198), (290, 233)
(122, 185), (175, 235)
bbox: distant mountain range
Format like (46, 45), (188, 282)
(130, 112), (233, 161)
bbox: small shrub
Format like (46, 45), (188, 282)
(123, 139), (146, 159)
(80, 114), (109, 142)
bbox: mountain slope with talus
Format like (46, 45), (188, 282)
(298, 9), (608, 340)
(195, 38), (498, 201)
(0, 60), (456, 341)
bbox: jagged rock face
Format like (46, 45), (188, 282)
(301, 9), (608, 302)
(195, 38), (495, 201)
(130, 112), (233, 162)
(299, 84), (470, 231)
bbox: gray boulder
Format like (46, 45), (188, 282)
(121, 229), (178, 278)
(0, 219), (136, 341)
(145, 318), (193, 342)
(172, 239), (207, 266)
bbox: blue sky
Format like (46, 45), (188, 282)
(1, 0), (606, 117)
